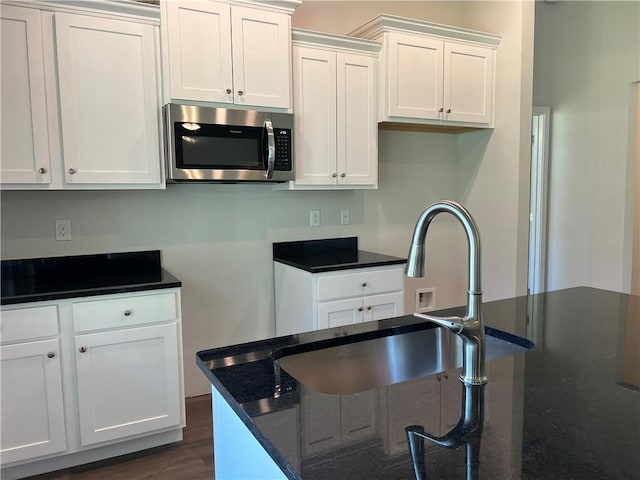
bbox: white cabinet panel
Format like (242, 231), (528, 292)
(164, 1), (232, 103)
(318, 297), (363, 330)
(317, 268), (403, 301)
(444, 43), (494, 124)
(365, 291), (404, 322)
(0, 305), (58, 343)
(75, 323), (181, 446)
(0, 5), (50, 184)
(301, 389), (341, 456)
(387, 33), (443, 120)
(55, 13), (161, 185)
(0, 339), (66, 464)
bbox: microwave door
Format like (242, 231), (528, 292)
(263, 119), (275, 179)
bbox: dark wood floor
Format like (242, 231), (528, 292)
(28, 395), (215, 480)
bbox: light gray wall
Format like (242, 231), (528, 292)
(0, 1), (535, 396)
(533, 1), (640, 293)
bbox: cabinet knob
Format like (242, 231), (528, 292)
(237, 90), (244, 96)
(438, 107), (444, 113)
(38, 167), (47, 174)
(361, 282), (368, 287)
(47, 351), (56, 358)
(340, 173), (346, 178)
(332, 173), (337, 178)
(226, 88), (232, 94)
(68, 168), (76, 175)
(123, 309), (132, 317)
(79, 346), (87, 353)
(357, 307), (363, 312)
(446, 109), (451, 114)
(367, 305), (372, 311)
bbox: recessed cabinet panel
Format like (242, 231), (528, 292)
(444, 43), (493, 124)
(232, 6), (291, 108)
(366, 291), (404, 322)
(0, 339), (66, 464)
(389, 34), (442, 120)
(165, 1), (232, 103)
(318, 297), (363, 329)
(293, 46), (337, 185)
(338, 53), (377, 184)
(75, 323), (181, 446)
(55, 13), (161, 185)
(0, 5), (50, 185)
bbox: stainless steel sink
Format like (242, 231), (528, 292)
(275, 326), (530, 395)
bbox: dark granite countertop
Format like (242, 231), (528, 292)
(197, 287), (640, 479)
(1, 250), (181, 305)
(273, 237), (406, 273)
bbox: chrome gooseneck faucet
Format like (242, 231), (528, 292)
(406, 200), (486, 385)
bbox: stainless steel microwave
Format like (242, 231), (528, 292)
(163, 104), (294, 183)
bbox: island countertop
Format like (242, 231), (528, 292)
(196, 287), (640, 479)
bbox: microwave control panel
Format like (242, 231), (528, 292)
(274, 129), (292, 172)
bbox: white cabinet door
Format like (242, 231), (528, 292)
(387, 33), (443, 120)
(74, 323), (181, 446)
(164, 1), (233, 104)
(363, 291), (404, 323)
(0, 339), (66, 464)
(337, 52), (377, 185)
(443, 43), (493, 124)
(317, 298), (364, 330)
(231, 6), (291, 109)
(292, 46), (337, 185)
(55, 13), (161, 186)
(0, 5), (51, 185)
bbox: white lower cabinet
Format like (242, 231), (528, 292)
(0, 289), (184, 479)
(274, 263), (405, 336)
(75, 323), (181, 446)
(0, 338), (66, 464)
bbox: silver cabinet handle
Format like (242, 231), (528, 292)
(47, 352), (56, 358)
(79, 346), (87, 353)
(237, 90), (243, 96)
(123, 309), (132, 317)
(361, 282), (368, 287)
(340, 173), (346, 178)
(39, 167), (47, 174)
(332, 173), (337, 178)
(68, 168), (76, 174)
(226, 88), (232, 94)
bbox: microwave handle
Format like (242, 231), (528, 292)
(263, 119), (275, 179)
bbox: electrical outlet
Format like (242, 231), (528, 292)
(55, 219), (71, 241)
(341, 209), (350, 225)
(310, 210), (320, 227)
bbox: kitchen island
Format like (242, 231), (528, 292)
(196, 287), (639, 479)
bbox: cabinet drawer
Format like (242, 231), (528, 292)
(317, 268), (403, 301)
(73, 292), (177, 333)
(0, 305), (59, 343)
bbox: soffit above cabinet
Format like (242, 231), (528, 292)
(349, 13), (501, 47)
(291, 28), (381, 55)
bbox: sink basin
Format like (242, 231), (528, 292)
(275, 325), (532, 395)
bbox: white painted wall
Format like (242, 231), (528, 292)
(0, 1), (534, 396)
(533, 1), (640, 293)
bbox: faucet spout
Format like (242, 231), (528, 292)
(406, 201), (486, 385)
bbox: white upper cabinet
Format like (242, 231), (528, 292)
(0, 5), (50, 185)
(350, 15), (500, 130)
(55, 13), (162, 186)
(1, 1), (164, 190)
(161, 0), (298, 109)
(286, 30), (379, 190)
